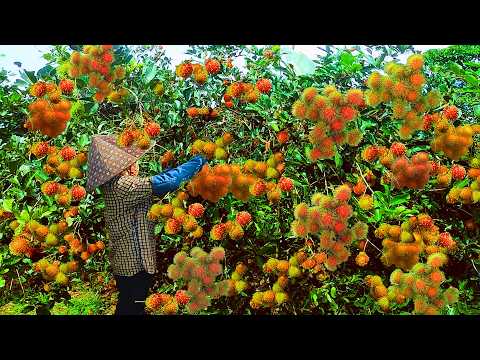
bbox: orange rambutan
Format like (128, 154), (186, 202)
(451, 164), (466, 180)
(277, 130), (289, 144)
(346, 89), (364, 107)
(407, 54), (424, 71)
(256, 78), (272, 94)
(205, 58), (221, 74)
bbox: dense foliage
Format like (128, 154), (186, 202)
(1, 45), (479, 315)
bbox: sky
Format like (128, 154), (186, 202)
(0, 45), (450, 81)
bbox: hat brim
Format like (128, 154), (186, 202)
(85, 135), (155, 192)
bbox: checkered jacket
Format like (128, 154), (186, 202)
(101, 176), (156, 276)
(100, 155), (207, 276)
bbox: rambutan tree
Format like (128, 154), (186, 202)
(0, 44), (479, 315)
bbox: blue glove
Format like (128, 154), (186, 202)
(151, 155), (207, 196)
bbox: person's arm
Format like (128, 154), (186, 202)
(151, 155), (207, 196)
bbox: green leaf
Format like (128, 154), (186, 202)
(390, 193), (410, 206)
(474, 105), (480, 118)
(330, 287), (337, 298)
(334, 152), (343, 168)
(2, 198), (13, 212)
(89, 103), (99, 115)
(34, 169), (49, 182)
(143, 63), (157, 84)
(269, 121), (280, 132)
(19, 209), (30, 221)
(78, 133), (90, 148)
(282, 47), (316, 76)
(464, 74), (479, 86)
(0, 276), (5, 288)
(448, 62), (464, 75)
(340, 51), (355, 67)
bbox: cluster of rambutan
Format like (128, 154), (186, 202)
(41, 182), (86, 206)
(362, 144), (433, 190)
(365, 54), (442, 139)
(186, 107), (220, 119)
(187, 164), (233, 203)
(209, 211), (252, 242)
(24, 81), (72, 138)
(374, 213), (456, 271)
(390, 152), (432, 189)
(249, 258), (293, 309)
(291, 85), (365, 161)
(431, 117), (475, 161)
(8, 218), (70, 256)
(145, 290), (191, 315)
(387, 253), (459, 315)
(167, 246), (231, 314)
(225, 262), (249, 295)
(446, 181), (480, 205)
(149, 191), (205, 239)
(116, 120), (161, 150)
(222, 79), (271, 108)
(175, 61), (215, 84)
(33, 258), (78, 286)
(290, 184), (369, 271)
(186, 150), (292, 203)
(43, 145), (87, 179)
(190, 132), (233, 160)
(364, 275), (390, 312)
(68, 45), (126, 103)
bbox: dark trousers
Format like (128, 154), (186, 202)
(114, 271), (153, 315)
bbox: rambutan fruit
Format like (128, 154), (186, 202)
(165, 218), (181, 235)
(427, 252), (448, 268)
(249, 180), (267, 196)
(334, 184), (352, 202)
(210, 223), (227, 241)
(41, 181), (59, 196)
(203, 58), (220, 75)
(346, 89), (364, 107)
(354, 251), (369, 267)
(390, 142), (406, 157)
(367, 72), (382, 89)
(444, 287), (459, 304)
(60, 146), (76, 161)
(228, 222), (244, 240)
(144, 122), (161, 138)
(340, 106), (357, 122)
(451, 164), (466, 180)
(407, 54), (424, 71)
(235, 211), (252, 228)
(71, 185), (86, 201)
(362, 145), (378, 162)
(256, 78), (272, 94)
(358, 194), (374, 210)
(345, 129), (363, 147)
(365, 90), (381, 107)
(187, 203), (204, 218)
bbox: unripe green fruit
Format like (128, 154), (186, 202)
(288, 266), (301, 278)
(49, 224), (59, 234)
(231, 271), (241, 281)
(400, 231), (412, 243)
(59, 264), (69, 274)
(275, 292), (288, 305)
(55, 272), (69, 286)
(171, 198), (183, 208)
(401, 221), (410, 231)
(272, 283), (283, 293)
(45, 233), (59, 246)
(235, 280), (247, 293)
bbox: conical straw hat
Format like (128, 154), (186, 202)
(86, 135), (155, 192)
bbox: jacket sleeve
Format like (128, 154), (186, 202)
(150, 155), (207, 196)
